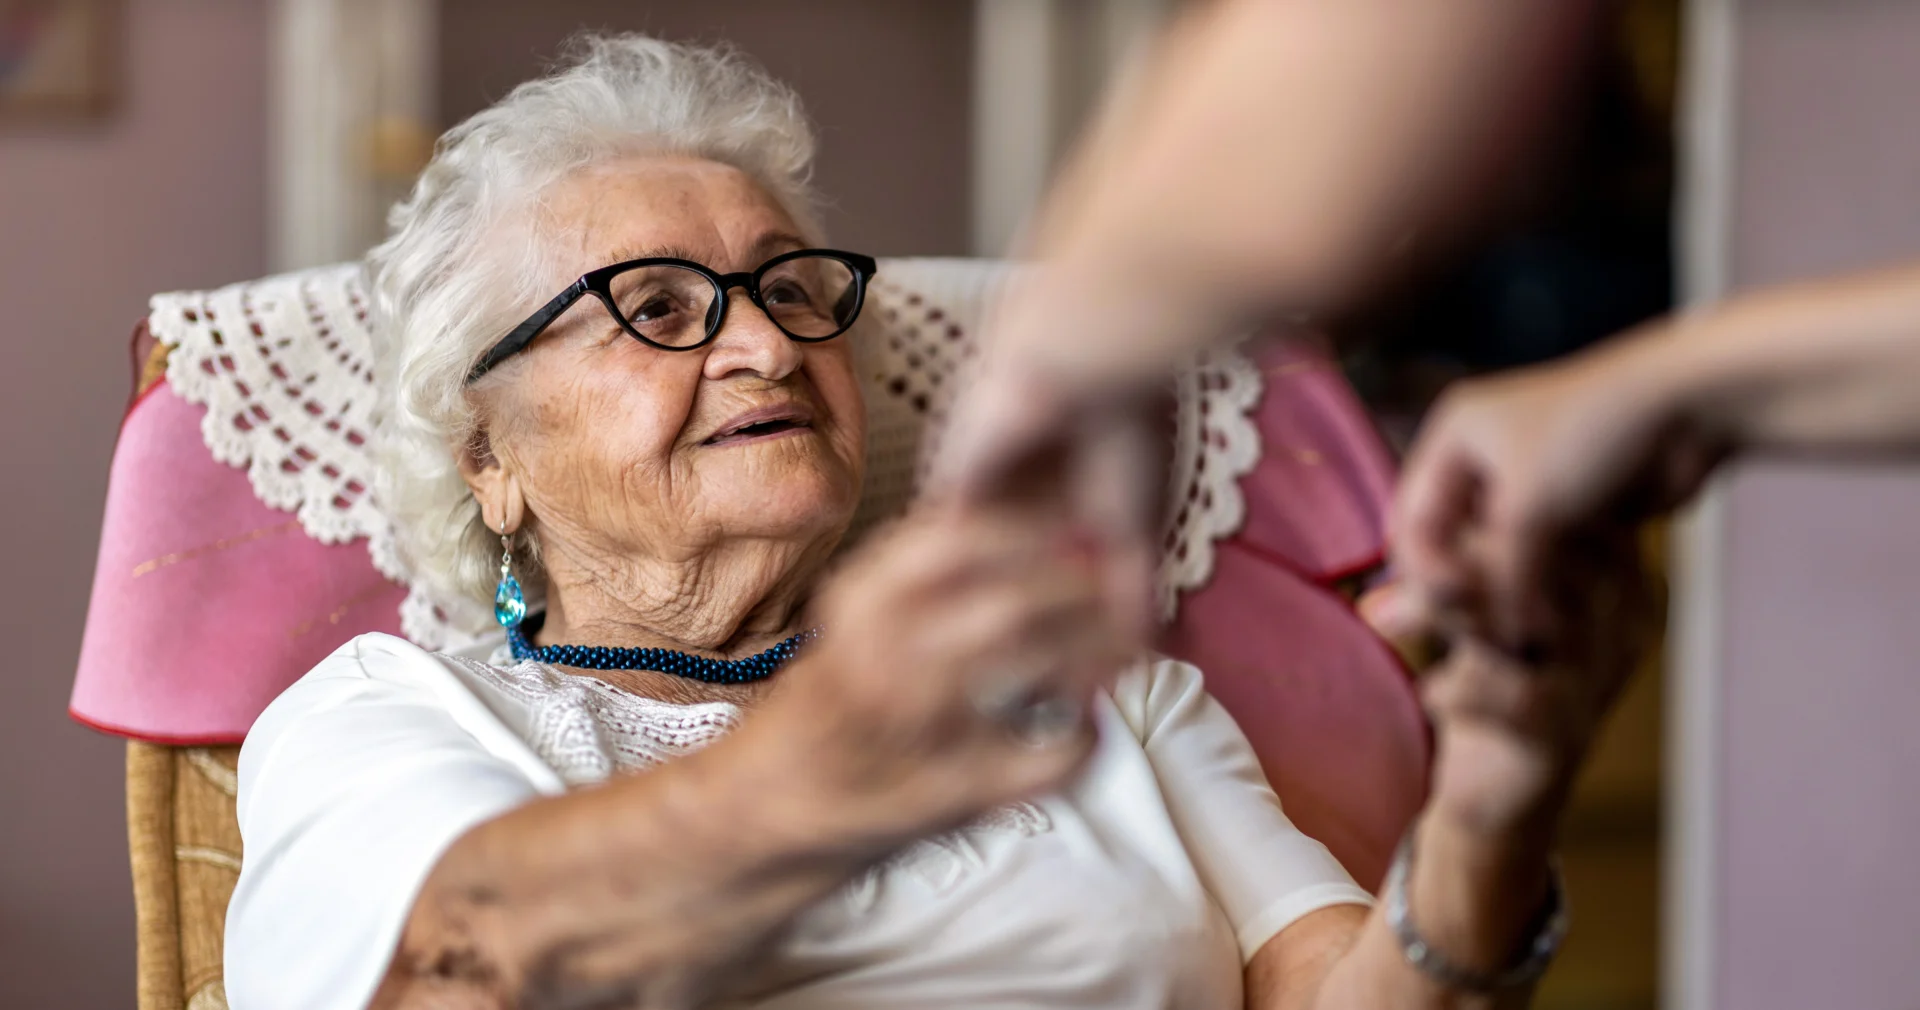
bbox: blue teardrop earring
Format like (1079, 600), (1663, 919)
(494, 519), (526, 629)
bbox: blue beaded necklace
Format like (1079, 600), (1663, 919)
(506, 612), (816, 684)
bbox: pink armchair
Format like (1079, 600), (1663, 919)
(73, 259), (1425, 1010)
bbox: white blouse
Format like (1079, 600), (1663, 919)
(225, 633), (1371, 1009)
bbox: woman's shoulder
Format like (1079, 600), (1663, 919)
(281, 631), (510, 700)
(303, 630), (454, 678)
(250, 633), (473, 736)
(247, 632), (525, 758)
(241, 633), (563, 806)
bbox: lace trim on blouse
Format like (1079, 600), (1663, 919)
(444, 651), (1055, 907)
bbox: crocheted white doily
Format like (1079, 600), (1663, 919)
(150, 259), (1262, 647)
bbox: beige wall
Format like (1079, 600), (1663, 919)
(438, 0), (974, 256)
(0, 1), (270, 1005)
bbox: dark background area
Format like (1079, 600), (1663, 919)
(1342, 0), (1679, 449)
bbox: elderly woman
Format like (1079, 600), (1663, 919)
(226, 35), (1643, 1010)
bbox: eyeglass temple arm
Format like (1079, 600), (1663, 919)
(467, 278), (591, 382)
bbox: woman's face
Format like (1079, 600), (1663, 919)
(472, 155), (866, 582)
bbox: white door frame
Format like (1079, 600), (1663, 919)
(969, 0), (1170, 257)
(1667, 0), (1741, 1006)
(270, 0), (436, 271)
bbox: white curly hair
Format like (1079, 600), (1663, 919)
(366, 34), (824, 611)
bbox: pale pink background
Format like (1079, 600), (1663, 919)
(0, 2), (269, 1005)
(0, 2), (972, 1004)
(1708, 3), (1920, 1008)
(439, 0), (975, 256)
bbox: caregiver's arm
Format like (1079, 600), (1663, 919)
(937, 0), (1591, 494)
(1249, 531), (1655, 1009)
(1247, 798), (1552, 1010)
(372, 513), (1125, 1009)
(373, 718), (886, 1009)
(1245, 644), (1578, 1010)
(1397, 259), (1920, 646)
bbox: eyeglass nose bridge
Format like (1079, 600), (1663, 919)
(701, 269), (778, 343)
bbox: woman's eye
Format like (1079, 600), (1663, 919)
(763, 280), (809, 305)
(631, 294), (678, 322)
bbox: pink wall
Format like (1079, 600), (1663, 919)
(1730, 3), (1920, 284)
(0, 1), (268, 1005)
(1714, 467), (1920, 1008)
(1707, 4), (1920, 1008)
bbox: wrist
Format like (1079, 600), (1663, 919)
(727, 677), (983, 865)
(1425, 720), (1582, 845)
(1402, 812), (1558, 977)
(677, 715), (899, 879)
(1392, 815), (1568, 991)
(1619, 309), (1767, 456)
(1416, 804), (1558, 886)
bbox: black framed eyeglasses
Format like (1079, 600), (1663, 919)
(467, 248), (878, 382)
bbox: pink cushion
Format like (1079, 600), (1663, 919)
(1236, 340), (1397, 579)
(1161, 341), (1426, 889)
(70, 383), (402, 743)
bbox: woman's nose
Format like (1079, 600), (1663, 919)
(702, 298), (803, 382)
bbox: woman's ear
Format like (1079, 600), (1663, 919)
(457, 428), (527, 535)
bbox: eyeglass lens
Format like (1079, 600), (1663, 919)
(605, 255), (859, 348)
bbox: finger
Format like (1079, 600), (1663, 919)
(1356, 581), (1448, 669)
(1356, 581), (1419, 641)
(964, 644), (1120, 735)
(1015, 600), (1136, 697)
(869, 509), (1081, 599)
(912, 567), (1111, 678)
(973, 713), (1100, 801)
(968, 622), (1118, 772)
(1391, 431), (1483, 605)
(1096, 532), (1157, 652)
(1073, 403), (1164, 545)
(942, 579), (1133, 724)
(1472, 503), (1559, 651)
(1405, 579), (1506, 647)
(1420, 637), (1543, 729)
(926, 366), (1074, 504)
(803, 569), (1110, 756)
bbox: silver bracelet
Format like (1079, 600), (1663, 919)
(1384, 829), (1569, 992)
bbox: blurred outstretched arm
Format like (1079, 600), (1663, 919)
(936, 0), (1594, 508)
(1395, 260), (1920, 648)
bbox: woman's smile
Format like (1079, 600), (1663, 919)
(701, 400), (817, 447)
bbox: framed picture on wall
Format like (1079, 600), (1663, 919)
(0, 0), (120, 121)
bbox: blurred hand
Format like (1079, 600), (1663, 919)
(763, 508), (1136, 846)
(1419, 527), (1659, 840)
(1392, 340), (1721, 650)
(929, 342), (1165, 648)
(1356, 579), (1441, 672)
